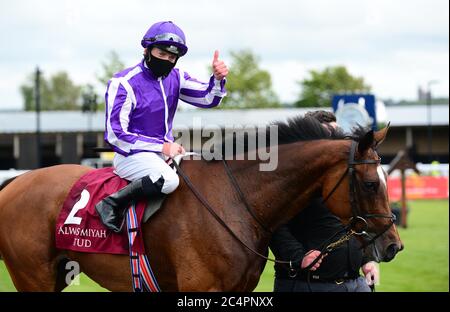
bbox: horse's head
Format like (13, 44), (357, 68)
(322, 125), (403, 262)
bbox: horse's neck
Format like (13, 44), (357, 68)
(232, 140), (347, 232)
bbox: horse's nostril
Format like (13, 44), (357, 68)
(384, 243), (399, 262)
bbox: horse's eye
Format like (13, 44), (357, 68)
(363, 181), (379, 192)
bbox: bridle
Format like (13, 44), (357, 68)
(321, 140), (396, 250)
(172, 139), (395, 268)
(299, 140), (396, 292)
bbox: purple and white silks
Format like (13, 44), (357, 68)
(105, 60), (226, 156)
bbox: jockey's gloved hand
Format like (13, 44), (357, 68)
(162, 142), (186, 158)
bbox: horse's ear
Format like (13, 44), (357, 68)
(358, 130), (374, 155)
(374, 122), (390, 148)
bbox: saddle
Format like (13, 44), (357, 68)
(142, 153), (192, 222)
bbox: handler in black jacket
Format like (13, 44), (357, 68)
(269, 111), (379, 292)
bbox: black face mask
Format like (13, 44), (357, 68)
(145, 55), (176, 78)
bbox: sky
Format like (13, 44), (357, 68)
(0, 0), (448, 110)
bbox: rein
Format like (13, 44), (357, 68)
(172, 161), (290, 265)
(172, 139), (395, 269)
(222, 159), (272, 234)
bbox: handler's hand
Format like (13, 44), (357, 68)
(212, 50), (228, 80)
(162, 142), (185, 158)
(301, 250), (326, 271)
(362, 261), (379, 286)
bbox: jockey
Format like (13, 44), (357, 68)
(96, 21), (229, 232)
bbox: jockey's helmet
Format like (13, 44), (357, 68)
(141, 21), (188, 56)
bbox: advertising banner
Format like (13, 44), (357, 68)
(388, 176), (449, 200)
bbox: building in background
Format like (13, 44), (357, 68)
(0, 104), (448, 170)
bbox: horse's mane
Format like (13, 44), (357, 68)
(273, 115), (345, 144)
(217, 115), (367, 158)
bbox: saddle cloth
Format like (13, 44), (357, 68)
(55, 167), (146, 255)
(55, 152), (196, 255)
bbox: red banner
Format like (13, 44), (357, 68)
(387, 176), (449, 201)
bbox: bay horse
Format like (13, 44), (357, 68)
(0, 117), (402, 291)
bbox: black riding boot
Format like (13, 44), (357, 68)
(95, 175), (164, 233)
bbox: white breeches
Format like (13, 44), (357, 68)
(113, 152), (179, 194)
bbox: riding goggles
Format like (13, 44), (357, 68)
(142, 32), (186, 55)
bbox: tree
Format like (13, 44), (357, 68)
(97, 51), (125, 86)
(49, 72), (82, 110)
(295, 66), (371, 107)
(81, 84), (98, 113)
(20, 73), (44, 111)
(94, 51), (126, 111)
(20, 51), (125, 111)
(20, 71), (82, 111)
(219, 49), (280, 109)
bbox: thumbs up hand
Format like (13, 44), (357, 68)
(212, 50), (228, 80)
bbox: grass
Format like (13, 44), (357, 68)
(1, 200), (448, 292)
(374, 200), (449, 292)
